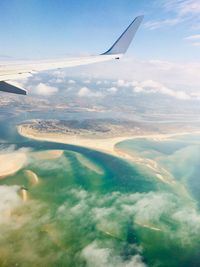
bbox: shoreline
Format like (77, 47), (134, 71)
(17, 124), (200, 187)
(17, 124), (136, 157)
(17, 124), (200, 158)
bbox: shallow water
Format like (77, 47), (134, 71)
(1, 114), (200, 267)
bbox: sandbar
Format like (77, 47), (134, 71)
(0, 152), (27, 178)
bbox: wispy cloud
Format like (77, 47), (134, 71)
(184, 34), (200, 47)
(173, 0), (200, 15)
(0, 185), (22, 224)
(163, 0), (200, 16)
(145, 0), (200, 30)
(185, 34), (200, 40)
(191, 42), (200, 46)
(145, 18), (182, 30)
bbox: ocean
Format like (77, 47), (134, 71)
(0, 112), (200, 267)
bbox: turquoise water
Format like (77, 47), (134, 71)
(117, 135), (200, 207)
(1, 114), (200, 266)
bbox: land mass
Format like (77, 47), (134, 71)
(17, 118), (199, 159)
(17, 119), (200, 188)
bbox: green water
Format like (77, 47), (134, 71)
(1, 115), (200, 267)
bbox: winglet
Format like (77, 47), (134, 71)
(102, 15), (144, 56)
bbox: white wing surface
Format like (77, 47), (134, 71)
(0, 16), (143, 95)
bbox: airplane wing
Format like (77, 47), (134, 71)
(0, 15), (143, 95)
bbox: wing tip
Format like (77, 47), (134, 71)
(136, 15), (144, 20)
(0, 81), (27, 95)
(102, 15), (144, 56)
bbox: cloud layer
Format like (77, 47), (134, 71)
(34, 83), (58, 96)
(77, 86), (102, 98)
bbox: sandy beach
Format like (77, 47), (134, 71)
(0, 148), (64, 179)
(17, 124), (199, 158)
(17, 124), (200, 187)
(0, 152), (27, 178)
(17, 124), (135, 157)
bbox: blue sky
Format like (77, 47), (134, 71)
(0, 0), (199, 61)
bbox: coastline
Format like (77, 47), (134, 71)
(17, 124), (135, 157)
(17, 124), (200, 158)
(17, 124), (200, 188)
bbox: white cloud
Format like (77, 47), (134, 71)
(81, 241), (147, 267)
(164, 0), (200, 16)
(113, 79), (131, 87)
(185, 34), (200, 40)
(134, 86), (143, 93)
(191, 92), (200, 99)
(132, 79), (191, 100)
(34, 83), (58, 96)
(83, 80), (91, 84)
(22, 58), (199, 102)
(54, 187), (200, 258)
(145, 18), (182, 30)
(0, 185), (22, 224)
(73, 57), (199, 92)
(92, 207), (114, 221)
(107, 87), (118, 93)
(129, 192), (175, 223)
(172, 208), (200, 239)
(77, 87), (102, 97)
(68, 79), (76, 84)
(70, 188), (88, 199)
(185, 34), (200, 47)
(116, 79), (125, 87)
(54, 78), (63, 83)
(52, 70), (67, 79)
(145, 0), (200, 30)
(96, 81), (102, 85)
(35, 57), (198, 98)
(176, 0), (200, 15)
(103, 80), (109, 85)
(52, 57), (200, 101)
(81, 242), (111, 267)
(191, 42), (200, 47)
